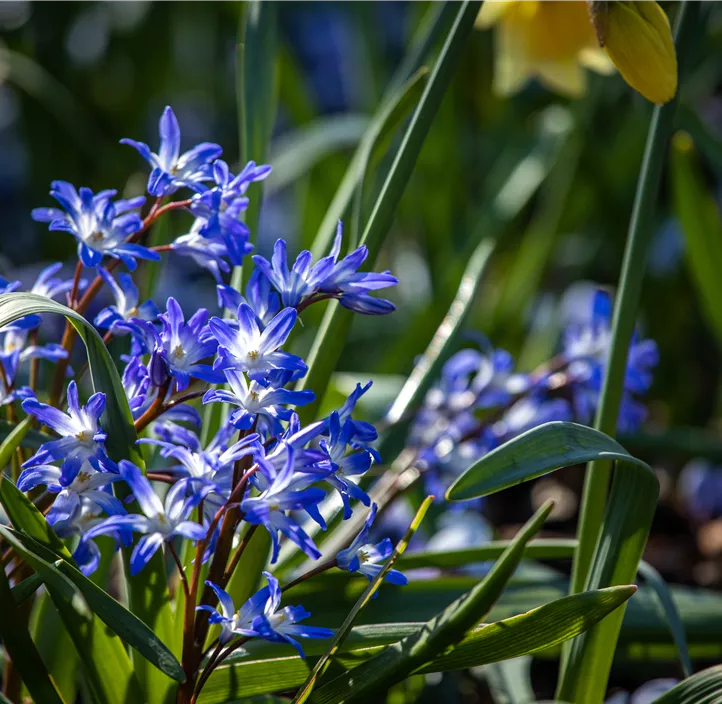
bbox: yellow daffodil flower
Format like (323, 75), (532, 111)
(477, 0), (677, 104)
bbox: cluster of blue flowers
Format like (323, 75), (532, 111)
(10, 106), (404, 660)
(410, 290), (658, 499)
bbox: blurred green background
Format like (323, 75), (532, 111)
(4, 0), (722, 599)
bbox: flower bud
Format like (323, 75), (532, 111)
(148, 349), (170, 388)
(588, 0), (677, 104)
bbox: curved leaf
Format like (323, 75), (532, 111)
(3, 526), (185, 683)
(652, 665), (722, 703)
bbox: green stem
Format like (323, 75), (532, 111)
(570, 1), (700, 595)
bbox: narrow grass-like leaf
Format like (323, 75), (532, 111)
(297, 1), (481, 425)
(2, 526), (185, 683)
(570, 14), (700, 693)
(638, 560), (693, 678)
(0, 563), (66, 704)
(670, 130), (722, 350)
(652, 665), (722, 704)
(310, 501), (553, 704)
(292, 496), (434, 704)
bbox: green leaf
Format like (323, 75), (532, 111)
(296, 0), (482, 425)
(310, 501), (553, 704)
(10, 571), (44, 605)
(483, 657), (534, 704)
(443, 422), (659, 703)
(0, 562), (66, 704)
(0, 418), (52, 450)
(446, 421), (651, 502)
(670, 130), (722, 350)
(2, 526), (185, 683)
(292, 496), (434, 704)
(637, 560), (693, 678)
(412, 585), (636, 673)
(652, 665), (722, 703)
(0, 293), (176, 702)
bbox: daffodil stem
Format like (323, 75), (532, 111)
(570, 0), (699, 596)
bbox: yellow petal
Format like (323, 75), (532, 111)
(494, 22), (534, 95)
(578, 47), (616, 76)
(601, 1), (677, 104)
(475, 0), (515, 29)
(537, 59), (587, 98)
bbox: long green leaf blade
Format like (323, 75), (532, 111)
(652, 665), (722, 704)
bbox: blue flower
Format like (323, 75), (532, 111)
(203, 369), (314, 435)
(333, 381), (377, 442)
(121, 106), (222, 197)
(187, 160), (270, 265)
(337, 504), (407, 586)
(156, 297), (225, 391)
(17, 463), (125, 527)
(84, 460), (209, 575)
(217, 270), (280, 328)
(31, 182), (158, 270)
(300, 412), (373, 519)
(242, 445), (325, 563)
(94, 268), (158, 331)
(209, 303), (305, 381)
(318, 223), (398, 315)
(252, 238), (336, 308)
(170, 224), (234, 283)
(198, 572), (332, 656)
(21, 381), (114, 479)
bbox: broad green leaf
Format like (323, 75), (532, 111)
(0, 293), (175, 702)
(670, 131), (722, 350)
(0, 563), (66, 704)
(446, 421), (650, 502)
(443, 422), (659, 703)
(310, 501), (553, 704)
(266, 114), (370, 194)
(638, 560), (693, 678)
(296, 0), (482, 425)
(2, 526), (185, 683)
(652, 665), (722, 703)
(412, 585), (636, 673)
(292, 496), (433, 704)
